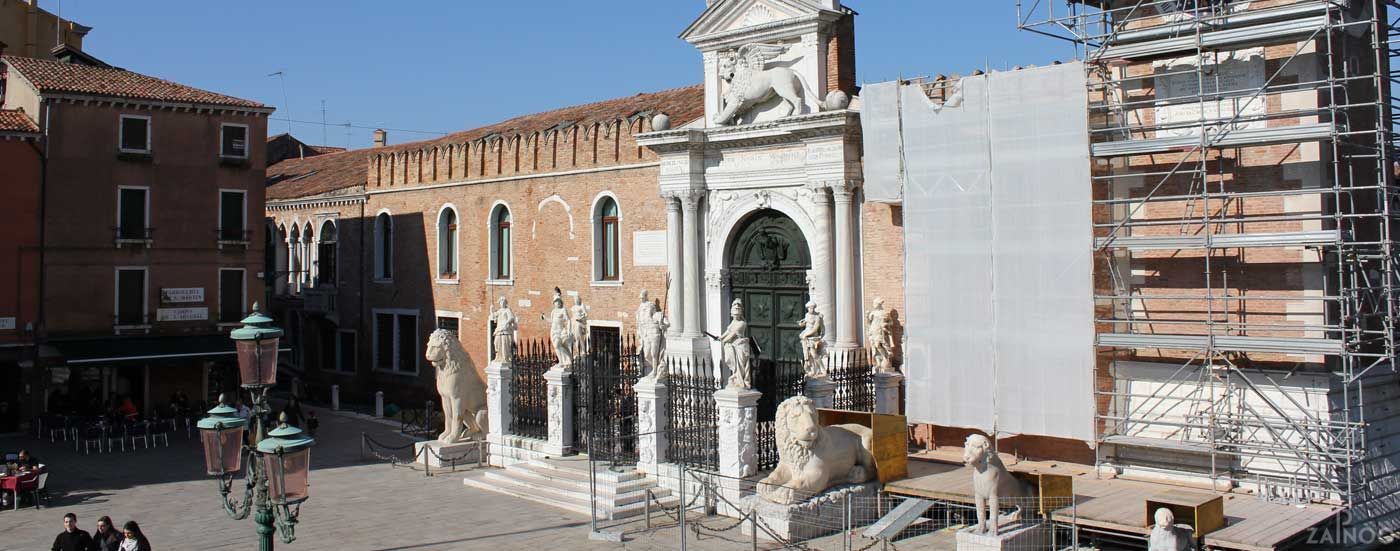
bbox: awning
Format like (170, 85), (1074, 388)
(48, 335), (291, 365)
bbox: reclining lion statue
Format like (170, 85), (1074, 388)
(425, 329), (488, 444)
(758, 395), (876, 504)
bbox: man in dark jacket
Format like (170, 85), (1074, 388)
(51, 513), (95, 551)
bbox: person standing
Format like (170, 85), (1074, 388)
(119, 521), (151, 551)
(282, 396), (305, 428)
(51, 513), (94, 551)
(94, 516), (121, 551)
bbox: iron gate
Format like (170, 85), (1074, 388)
(573, 327), (642, 462)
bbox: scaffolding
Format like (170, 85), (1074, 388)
(1014, 0), (1397, 507)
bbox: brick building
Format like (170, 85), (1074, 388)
(1, 53), (273, 422)
(0, 0), (89, 62)
(0, 107), (41, 432)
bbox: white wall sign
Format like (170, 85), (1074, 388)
(160, 287), (205, 303)
(632, 231), (667, 266)
(0, 317), (14, 330)
(1153, 48), (1265, 138)
(157, 307), (209, 322)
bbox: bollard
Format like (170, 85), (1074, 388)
(375, 391), (385, 418)
(331, 385), (340, 411)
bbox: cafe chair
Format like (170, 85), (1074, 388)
(150, 420), (171, 447)
(81, 424), (105, 454)
(25, 472), (48, 509)
(129, 421), (150, 449)
(105, 422), (126, 453)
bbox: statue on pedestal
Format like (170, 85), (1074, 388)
(490, 297), (517, 364)
(722, 298), (754, 390)
(1148, 508), (1194, 551)
(965, 434), (1032, 536)
(866, 298), (896, 373)
(425, 329), (488, 443)
(797, 301), (826, 378)
(571, 295), (590, 360)
(757, 396), (876, 504)
(548, 291), (575, 368)
(637, 290), (669, 382)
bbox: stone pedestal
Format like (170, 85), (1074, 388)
(635, 377), (668, 475)
(374, 391), (385, 418)
(740, 482), (881, 541)
(544, 365), (574, 456)
(485, 361), (513, 467)
(330, 384), (340, 411)
(415, 439), (482, 468)
(805, 376), (835, 409)
(715, 387), (761, 479)
(873, 371), (904, 415)
(954, 522), (1051, 551)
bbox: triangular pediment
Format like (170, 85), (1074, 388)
(681, 0), (837, 42)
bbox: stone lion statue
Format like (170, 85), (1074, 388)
(965, 434), (1033, 536)
(714, 43), (809, 126)
(757, 396), (875, 504)
(1148, 508), (1194, 551)
(425, 329), (488, 444)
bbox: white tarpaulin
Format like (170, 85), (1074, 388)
(859, 81), (904, 203)
(895, 62), (1095, 442)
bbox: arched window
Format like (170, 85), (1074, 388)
(288, 225), (302, 292)
(317, 220), (337, 287)
(375, 212), (393, 280)
(490, 204), (511, 280)
(302, 222), (314, 287)
(437, 206), (458, 279)
(594, 196), (620, 281)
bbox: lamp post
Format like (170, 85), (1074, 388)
(197, 303), (313, 551)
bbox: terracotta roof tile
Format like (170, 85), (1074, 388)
(0, 109), (39, 133)
(266, 148), (369, 201)
(376, 84), (703, 155)
(3, 55), (266, 109)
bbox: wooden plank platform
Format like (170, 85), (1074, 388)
(885, 451), (1341, 551)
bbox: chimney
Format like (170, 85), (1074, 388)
(372, 128), (387, 148)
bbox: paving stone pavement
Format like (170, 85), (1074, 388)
(0, 406), (818, 551)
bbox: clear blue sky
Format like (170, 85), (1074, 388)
(58, 1), (1080, 149)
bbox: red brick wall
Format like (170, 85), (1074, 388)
(0, 138), (40, 345)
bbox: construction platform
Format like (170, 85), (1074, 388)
(885, 449), (1340, 551)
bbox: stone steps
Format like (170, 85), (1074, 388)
(463, 457), (677, 520)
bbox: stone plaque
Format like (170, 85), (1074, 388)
(632, 231), (667, 266)
(160, 287), (205, 303)
(1153, 48), (1265, 138)
(157, 307), (208, 322)
(0, 317), (14, 330)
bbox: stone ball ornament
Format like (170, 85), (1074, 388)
(651, 113), (671, 131)
(823, 90), (851, 111)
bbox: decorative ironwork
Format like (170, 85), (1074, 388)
(754, 357), (806, 470)
(829, 348), (875, 412)
(665, 356), (719, 470)
(575, 328), (642, 463)
(508, 339), (551, 440)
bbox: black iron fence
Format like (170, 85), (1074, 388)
(829, 348), (875, 412)
(509, 339), (552, 440)
(754, 357), (806, 470)
(575, 330), (643, 463)
(665, 356), (719, 470)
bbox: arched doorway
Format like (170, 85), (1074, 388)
(726, 209), (812, 363)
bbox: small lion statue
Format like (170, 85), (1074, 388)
(965, 434), (1033, 536)
(424, 329), (488, 444)
(758, 396), (876, 504)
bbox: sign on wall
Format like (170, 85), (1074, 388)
(160, 288), (205, 303)
(0, 317), (14, 330)
(1153, 48), (1265, 138)
(157, 307), (209, 322)
(632, 231), (667, 267)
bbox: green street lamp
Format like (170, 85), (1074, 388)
(198, 304), (313, 551)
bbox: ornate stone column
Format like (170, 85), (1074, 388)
(665, 195), (684, 336)
(544, 366), (573, 456)
(714, 386), (760, 509)
(681, 191), (704, 338)
(810, 186), (837, 343)
(873, 371), (904, 415)
(635, 378), (668, 475)
(833, 183), (860, 347)
(485, 361), (513, 467)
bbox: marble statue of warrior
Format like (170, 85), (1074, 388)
(571, 295), (590, 359)
(637, 290), (668, 380)
(866, 297), (895, 373)
(548, 293), (575, 367)
(722, 298), (754, 390)
(490, 297), (517, 364)
(798, 301), (826, 378)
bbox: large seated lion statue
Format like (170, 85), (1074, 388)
(425, 329), (488, 444)
(757, 395), (876, 504)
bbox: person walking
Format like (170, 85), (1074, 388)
(119, 520), (151, 551)
(94, 516), (121, 551)
(50, 513), (95, 551)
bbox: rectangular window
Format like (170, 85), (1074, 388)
(317, 241), (336, 286)
(437, 316), (459, 333)
(336, 331), (357, 373)
(219, 190), (246, 241)
(118, 187), (148, 240)
(115, 268), (146, 326)
(221, 124), (249, 158)
(373, 311), (418, 374)
(219, 269), (245, 323)
(120, 115), (150, 153)
(603, 216), (619, 281)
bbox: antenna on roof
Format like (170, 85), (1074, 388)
(320, 99), (327, 145)
(268, 70), (291, 134)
